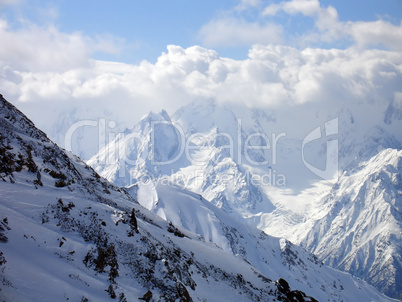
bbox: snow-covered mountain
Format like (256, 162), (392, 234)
(259, 139), (402, 299)
(0, 95), (394, 301)
(88, 101), (277, 222)
(88, 109), (189, 187)
(129, 181), (396, 301)
(88, 99), (402, 299)
(300, 148), (402, 298)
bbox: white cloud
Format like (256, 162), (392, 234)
(262, 0), (402, 50)
(263, 0), (343, 43)
(264, 0), (331, 20)
(282, 0), (321, 16)
(0, 19), (123, 72)
(0, 0), (19, 6)
(348, 20), (402, 51)
(263, 4), (281, 16)
(3, 38), (401, 110)
(199, 0), (402, 51)
(2, 43), (401, 145)
(198, 17), (283, 48)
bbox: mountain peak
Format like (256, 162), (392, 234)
(141, 109), (172, 124)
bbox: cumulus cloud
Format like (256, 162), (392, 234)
(2, 43), (401, 149)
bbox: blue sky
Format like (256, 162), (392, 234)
(2, 0), (401, 63)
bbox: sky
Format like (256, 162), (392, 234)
(0, 0), (402, 159)
(1, 0), (401, 63)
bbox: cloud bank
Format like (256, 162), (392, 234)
(3, 42), (401, 145)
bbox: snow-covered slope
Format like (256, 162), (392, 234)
(0, 94), (312, 301)
(300, 148), (402, 298)
(130, 181), (395, 302)
(0, 94), (394, 301)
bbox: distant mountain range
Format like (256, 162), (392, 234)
(0, 93), (396, 301)
(89, 99), (402, 299)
